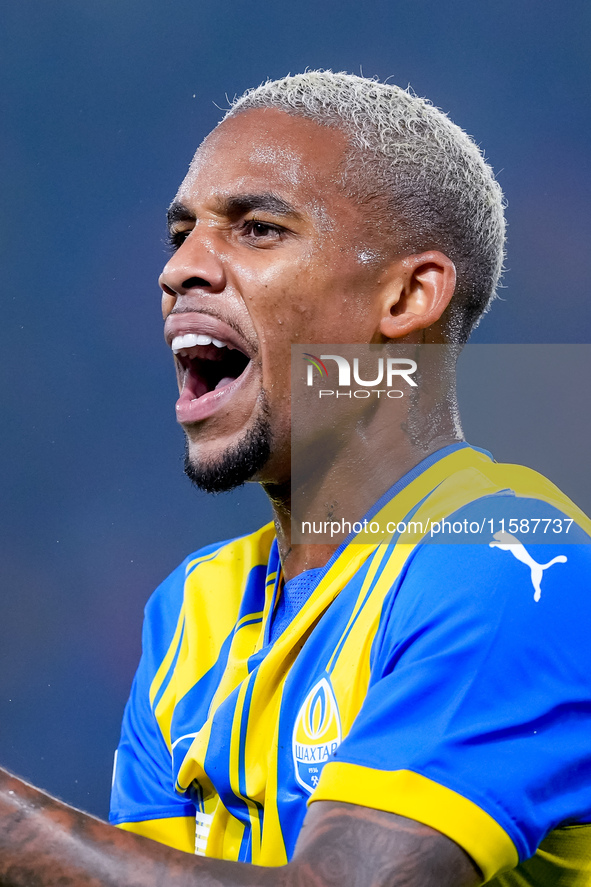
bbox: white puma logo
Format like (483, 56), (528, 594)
(489, 531), (567, 602)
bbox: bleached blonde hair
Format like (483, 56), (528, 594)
(225, 71), (506, 342)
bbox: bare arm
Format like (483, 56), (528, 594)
(291, 801), (482, 887)
(0, 769), (482, 887)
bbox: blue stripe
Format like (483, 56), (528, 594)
(109, 803), (196, 826)
(237, 673), (264, 861)
(184, 532), (260, 580)
(185, 547), (225, 579)
(263, 564), (284, 647)
(194, 780), (204, 814)
(238, 617), (263, 630)
(238, 821), (252, 862)
(152, 618), (185, 712)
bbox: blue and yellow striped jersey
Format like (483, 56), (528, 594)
(110, 444), (591, 885)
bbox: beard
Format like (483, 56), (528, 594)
(183, 397), (272, 494)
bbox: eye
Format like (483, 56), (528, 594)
(166, 228), (192, 253)
(242, 219), (284, 241)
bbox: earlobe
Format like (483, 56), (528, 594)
(378, 251), (456, 340)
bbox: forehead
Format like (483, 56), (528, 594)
(175, 108), (352, 215)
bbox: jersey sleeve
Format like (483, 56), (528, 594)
(311, 497), (591, 882)
(109, 558), (197, 853)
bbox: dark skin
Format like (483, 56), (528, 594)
(0, 109), (482, 886)
(160, 109), (461, 580)
(0, 772), (480, 886)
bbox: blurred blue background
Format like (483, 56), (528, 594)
(1, 0), (590, 818)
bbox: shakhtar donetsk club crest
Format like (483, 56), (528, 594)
(292, 676), (342, 793)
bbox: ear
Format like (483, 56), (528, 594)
(378, 251), (456, 340)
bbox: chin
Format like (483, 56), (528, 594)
(183, 409), (272, 494)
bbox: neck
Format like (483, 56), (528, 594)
(264, 384), (462, 582)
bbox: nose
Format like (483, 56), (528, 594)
(159, 227), (227, 318)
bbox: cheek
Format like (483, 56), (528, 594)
(234, 242), (380, 343)
(289, 256), (380, 336)
(236, 255), (316, 320)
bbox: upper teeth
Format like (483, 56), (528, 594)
(171, 334), (226, 353)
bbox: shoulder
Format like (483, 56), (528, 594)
(375, 492), (591, 676)
(407, 452), (591, 604)
(142, 522), (276, 652)
(409, 491), (588, 595)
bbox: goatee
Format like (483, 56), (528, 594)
(184, 400), (272, 493)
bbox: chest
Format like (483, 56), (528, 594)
(157, 551), (400, 863)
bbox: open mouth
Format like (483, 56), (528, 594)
(172, 333), (251, 400)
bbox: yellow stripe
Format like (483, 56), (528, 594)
(235, 611), (264, 631)
(489, 463), (591, 536)
(326, 543), (390, 673)
(175, 712), (213, 794)
(148, 546), (232, 709)
(117, 816), (195, 853)
(256, 706), (288, 867)
(242, 545), (383, 863)
(176, 611), (271, 795)
(220, 805), (247, 861)
(175, 620), (268, 794)
(311, 764), (518, 882)
(349, 448), (497, 544)
(185, 543), (228, 573)
(328, 543), (417, 733)
(159, 448), (591, 867)
(241, 673), (290, 865)
(149, 609), (185, 708)
(228, 677), (263, 857)
(489, 824), (591, 886)
(256, 567), (284, 654)
(347, 447), (591, 546)
(155, 527), (274, 750)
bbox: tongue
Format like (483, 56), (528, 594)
(215, 376), (236, 390)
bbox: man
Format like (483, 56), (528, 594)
(1, 72), (590, 887)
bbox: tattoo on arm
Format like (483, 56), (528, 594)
(290, 801), (483, 887)
(0, 771), (482, 887)
(0, 769), (275, 887)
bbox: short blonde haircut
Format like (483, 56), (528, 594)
(226, 71), (506, 342)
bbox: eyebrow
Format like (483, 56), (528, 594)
(167, 202), (195, 228)
(167, 192), (303, 229)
